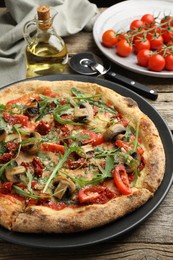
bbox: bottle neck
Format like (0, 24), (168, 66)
(37, 18), (52, 31)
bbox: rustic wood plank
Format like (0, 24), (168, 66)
(0, 241), (172, 260)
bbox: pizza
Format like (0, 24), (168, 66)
(0, 80), (165, 233)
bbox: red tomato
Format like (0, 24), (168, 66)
(137, 49), (152, 67)
(116, 39), (133, 57)
(42, 143), (65, 154)
(165, 54), (173, 71)
(115, 139), (133, 151)
(2, 111), (29, 127)
(148, 54), (165, 72)
(113, 165), (132, 195)
(133, 38), (151, 53)
(78, 186), (115, 204)
(102, 29), (118, 48)
(130, 19), (145, 30)
(160, 15), (173, 29)
(141, 14), (155, 25)
(118, 32), (128, 41)
(161, 30), (173, 44)
(148, 25), (161, 35)
(149, 34), (164, 50)
(0, 182), (13, 194)
(133, 28), (146, 42)
(81, 131), (104, 146)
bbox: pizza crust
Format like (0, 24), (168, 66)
(0, 196), (24, 230)
(0, 80), (165, 233)
(12, 189), (152, 233)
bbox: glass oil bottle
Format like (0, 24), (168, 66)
(23, 5), (68, 78)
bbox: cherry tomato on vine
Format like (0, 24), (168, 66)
(148, 54), (165, 72)
(102, 29), (118, 48)
(116, 39), (133, 57)
(130, 19), (145, 30)
(160, 15), (173, 29)
(137, 49), (152, 67)
(165, 54), (173, 71)
(149, 34), (164, 50)
(133, 38), (151, 53)
(161, 30), (173, 44)
(141, 14), (155, 26)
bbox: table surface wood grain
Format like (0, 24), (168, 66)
(0, 7), (173, 260)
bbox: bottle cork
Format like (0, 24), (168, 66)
(37, 6), (50, 20)
(37, 6), (52, 30)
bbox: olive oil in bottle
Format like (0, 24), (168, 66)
(23, 5), (68, 78)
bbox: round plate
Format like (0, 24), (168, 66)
(93, 0), (173, 78)
(0, 74), (173, 248)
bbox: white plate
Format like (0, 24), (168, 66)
(93, 0), (173, 78)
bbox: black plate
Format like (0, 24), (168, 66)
(0, 74), (173, 248)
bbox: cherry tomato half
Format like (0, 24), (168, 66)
(102, 29), (118, 48)
(81, 131), (105, 146)
(113, 164), (132, 195)
(78, 186), (115, 204)
(42, 143), (65, 154)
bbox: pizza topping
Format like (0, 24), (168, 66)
(21, 132), (41, 154)
(2, 112), (29, 127)
(113, 164), (132, 195)
(104, 123), (126, 142)
(76, 144), (94, 158)
(52, 175), (76, 200)
(78, 186), (116, 204)
(0, 85), (146, 209)
(24, 99), (39, 118)
(73, 102), (94, 123)
(0, 129), (6, 141)
(5, 164), (26, 183)
(35, 120), (51, 135)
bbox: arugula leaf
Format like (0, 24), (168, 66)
(13, 185), (50, 199)
(43, 146), (80, 193)
(0, 142), (6, 156)
(67, 156), (114, 189)
(0, 104), (6, 113)
(53, 104), (83, 125)
(36, 95), (61, 121)
(71, 87), (117, 115)
(98, 156), (114, 179)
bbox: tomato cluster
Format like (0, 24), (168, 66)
(101, 14), (173, 72)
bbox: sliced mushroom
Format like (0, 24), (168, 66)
(24, 99), (39, 118)
(5, 164), (26, 183)
(0, 129), (6, 142)
(22, 132), (41, 154)
(125, 152), (142, 174)
(77, 144), (94, 158)
(52, 175), (75, 200)
(74, 102), (93, 123)
(104, 123), (126, 142)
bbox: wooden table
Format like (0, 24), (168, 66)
(0, 7), (173, 260)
